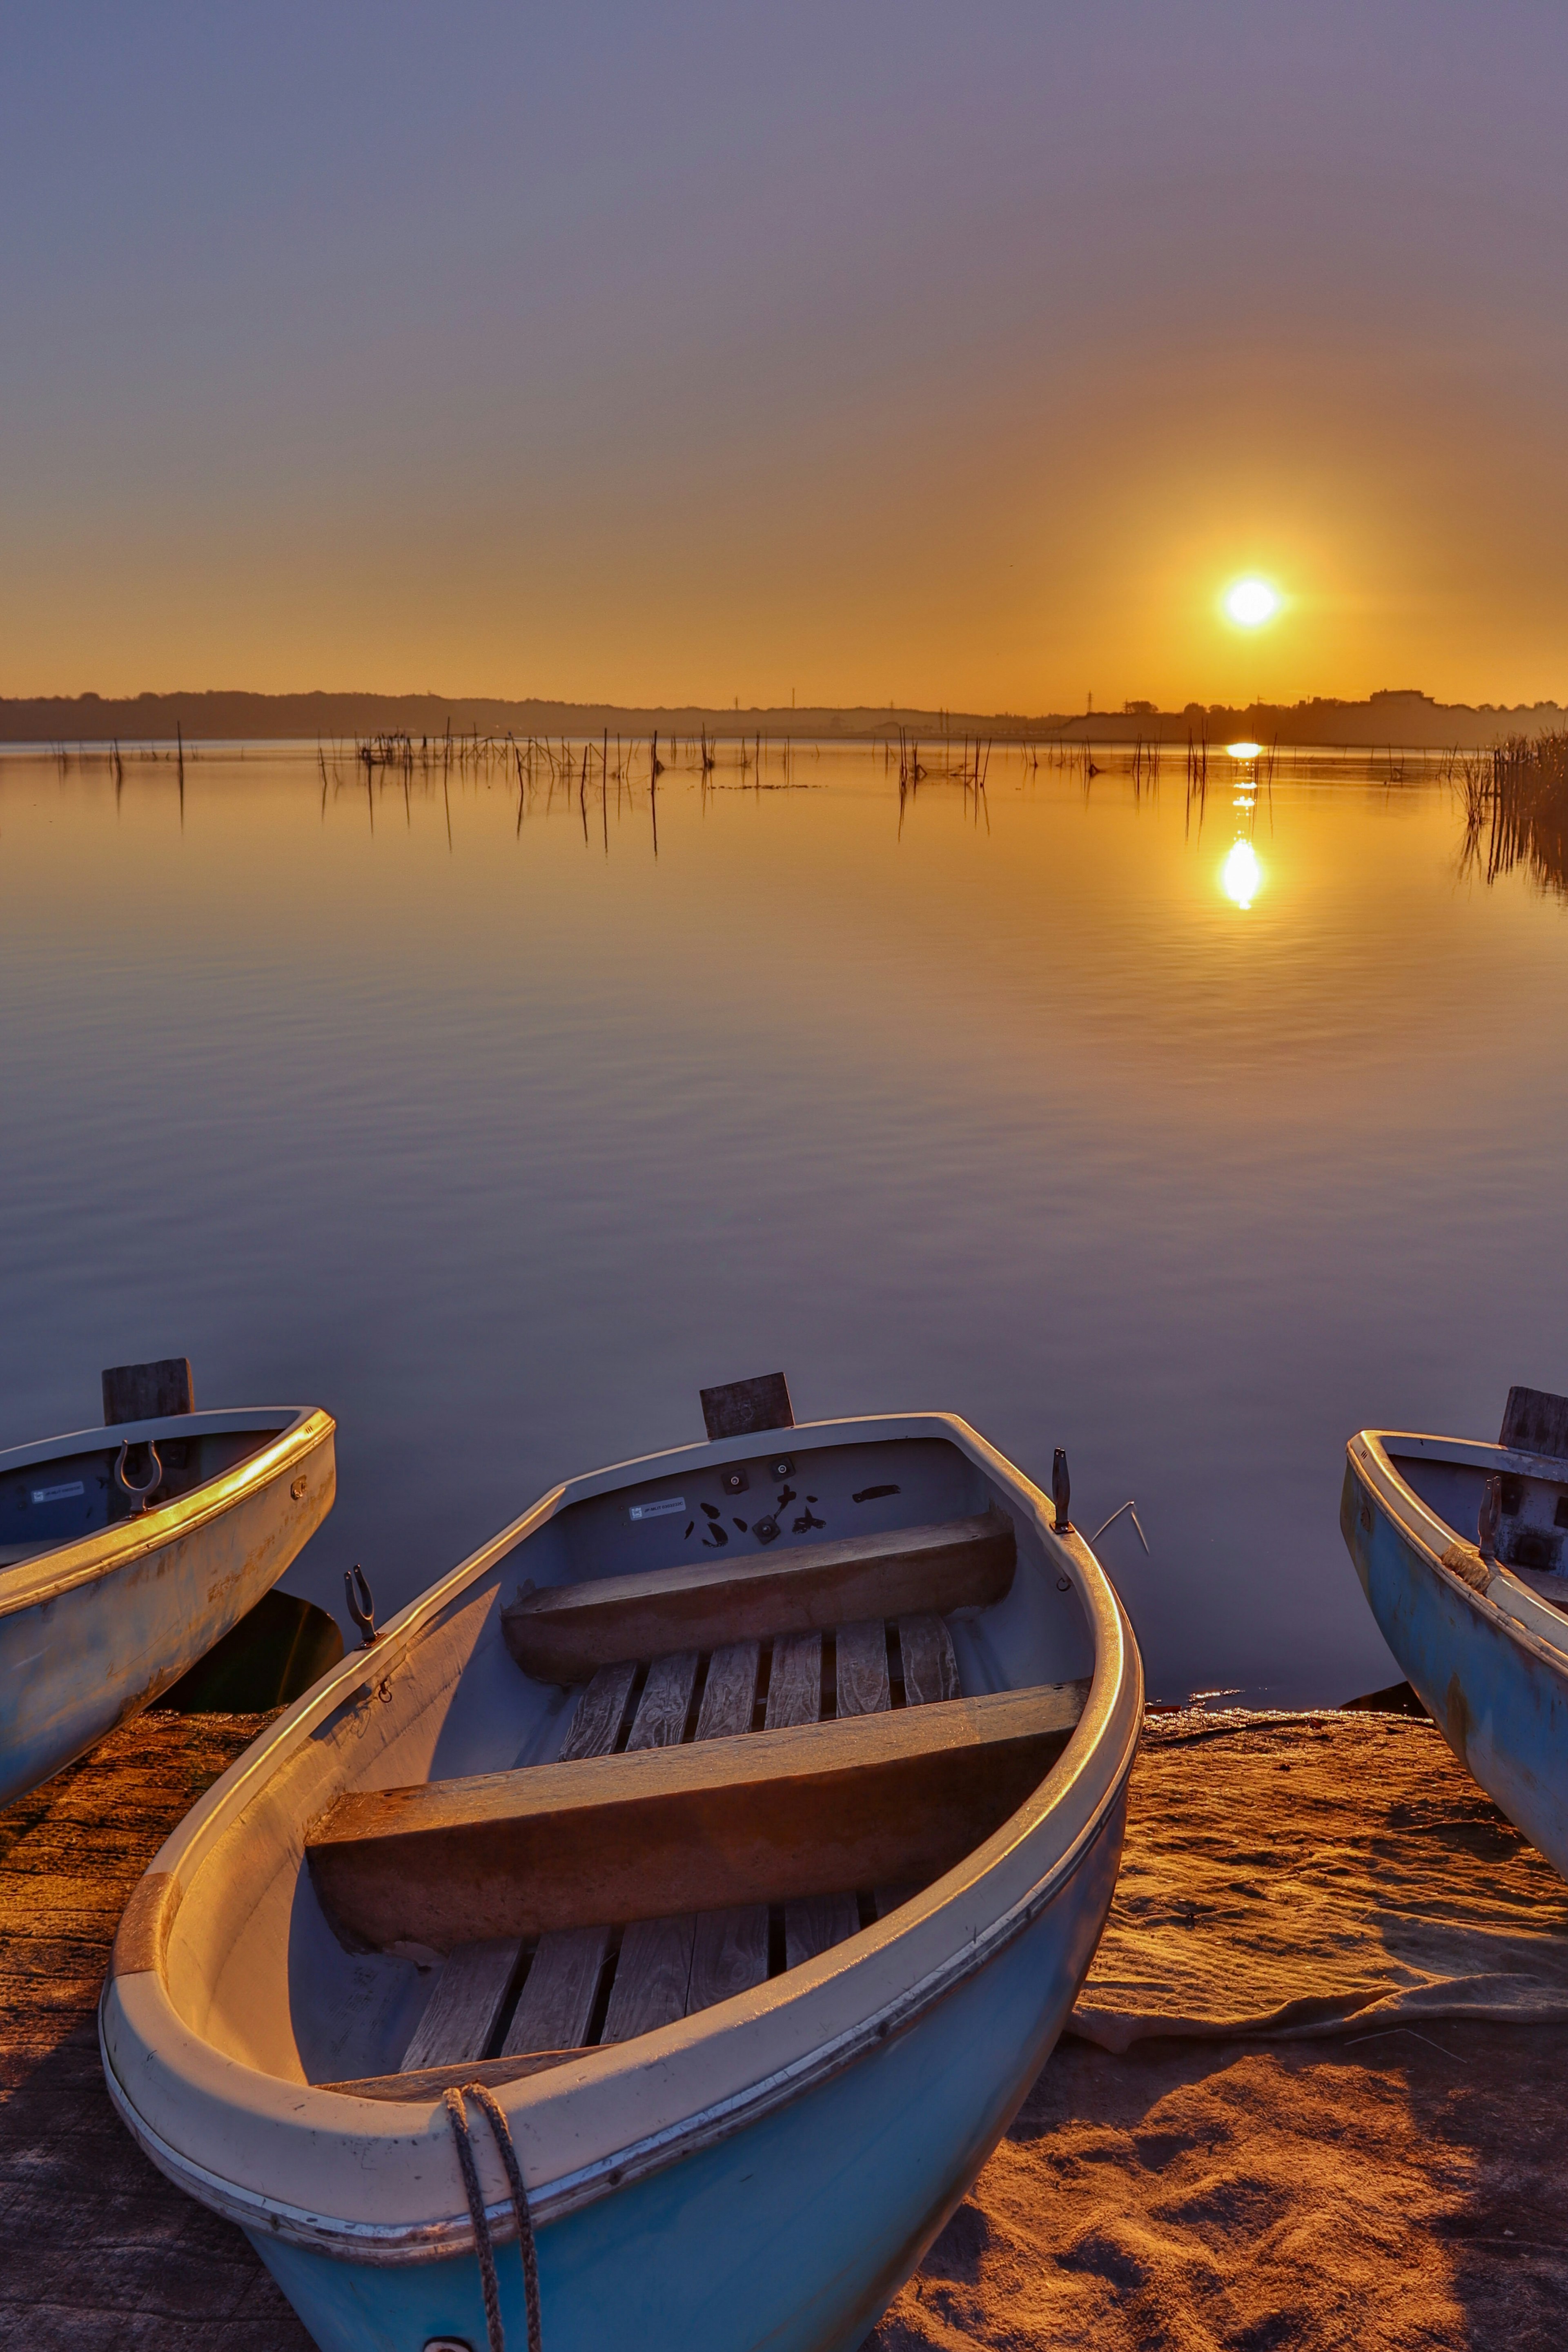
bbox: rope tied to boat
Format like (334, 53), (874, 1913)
(443, 2083), (542, 2352)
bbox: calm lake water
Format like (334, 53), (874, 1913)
(4, 737), (1565, 1707)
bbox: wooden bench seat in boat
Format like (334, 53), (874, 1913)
(307, 1671), (1086, 1953)
(501, 1509), (1016, 1683)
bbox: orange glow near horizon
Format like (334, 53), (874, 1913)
(4, 24), (1568, 717)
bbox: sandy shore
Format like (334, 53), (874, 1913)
(4, 1711), (1567, 2347)
(871, 2020), (1568, 2350)
(870, 1714), (1568, 2350)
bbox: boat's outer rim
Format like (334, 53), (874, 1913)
(100, 1410), (1144, 2257)
(1347, 1428), (1568, 1671)
(0, 1406), (335, 1619)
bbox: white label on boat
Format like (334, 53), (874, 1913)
(31, 1481), (85, 1504)
(628, 1495), (686, 1522)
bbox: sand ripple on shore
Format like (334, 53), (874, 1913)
(869, 1715), (1568, 2350)
(1075, 1713), (1568, 2048)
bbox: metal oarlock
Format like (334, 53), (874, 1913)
(1478, 1474), (1502, 1561)
(1051, 1448), (1071, 1535)
(345, 1563), (379, 1647)
(114, 1438), (163, 1513)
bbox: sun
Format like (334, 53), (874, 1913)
(1224, 577), (1280, 628)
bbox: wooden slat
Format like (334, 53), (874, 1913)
(836, 1620), (891, 1717)
(400, 1938), (520, 2071)
(696, 1641), (760, 1740)
(608, 1644), (762, 2036)
(601, 1913), (696, 2042)
(503, 1510), (1017, 1683)
(687, 1905), (769, 2013)
(308, 1681), (1089, 1954)
(787, 1613), (892, 1969)
(323, 2047), (583, 2103)
(498, 1659), (633, 2059)
(686, 1642), (766, 2015)
(786, 1892), (861, 1968)
(559, 1661), (637, 1760)
(1501, 1385), (1568, 1460)
(501, 1925), (610, 2056)
(626, 1652), (699, 1750)
(700, 1372), (793, 1439)
(765, 1632), (823, 1730)
(899, 1615), (960, 1707)
(102, 1356), (194, 1425)
(401, 1657), (643, 2069)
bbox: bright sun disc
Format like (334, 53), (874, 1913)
(1226, 739), (1263, 760)
(1225, 578), (1278, 628)
(1221, 840), (1262, 909)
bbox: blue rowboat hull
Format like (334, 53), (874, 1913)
(248, 1788), (1126, 2352)
(1341, 1437), (1568, 1879)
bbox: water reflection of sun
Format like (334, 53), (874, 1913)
(1221, 839), (1262, 910)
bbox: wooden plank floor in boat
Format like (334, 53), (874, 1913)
(399, 1615), (961, 2072)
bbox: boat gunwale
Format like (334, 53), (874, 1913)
(1348, 1428), (1568, 1672)
(100, 1410), (1143, 2258)
(0, 1405), (334, 1620)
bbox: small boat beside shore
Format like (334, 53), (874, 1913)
(1341, 1383), (1568, 1878)
(0, 1357), (335, 1807)
(101, 1387), (1142, 2352)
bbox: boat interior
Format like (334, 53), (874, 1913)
(1388, 1385), (1568, 1622)
(0, 1421), (283, 1569)
(283, 1426), (1095, 2102)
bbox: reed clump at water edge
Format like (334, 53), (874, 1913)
(1460, 731), (1568, 898)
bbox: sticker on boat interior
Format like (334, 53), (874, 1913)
(628, 1495), (686, 1522)
(31, 1481), (85, 1504)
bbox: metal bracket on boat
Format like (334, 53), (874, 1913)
(1051, 1448), (1071, 1534)
(345, 1564), (380, 1647)
(114, 1439), (163, 1513)
(1478, 1474), (1502, 1561)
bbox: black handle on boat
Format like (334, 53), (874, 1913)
(1052, 1447), (1071, 1534)
(345, 1563), (379, 1647)
(1478, 1474), (1502, 1561)
(114, 1438), (163, 1513)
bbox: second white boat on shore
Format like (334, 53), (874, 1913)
(1342, 1382), (1568, 1880)
(0, 1357), (335, 1807)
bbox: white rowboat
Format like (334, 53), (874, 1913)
(0, 1398), (335, 1806)
(102, 1407), (1141, 2352)
(1342, 1384), (1568, 1880)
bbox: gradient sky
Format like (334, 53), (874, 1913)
(4, 4), (1567, 711)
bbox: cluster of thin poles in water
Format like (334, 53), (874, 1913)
(35, 726), (1558, 886)
(1454, 731), (1568, 898)
(327, 721), (821, 853)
